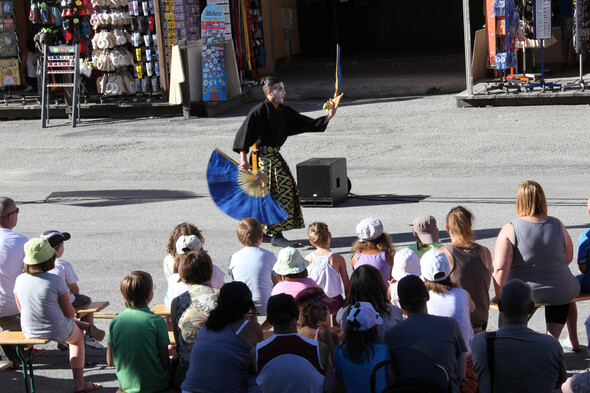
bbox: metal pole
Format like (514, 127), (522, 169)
(462, 0), (473, 95)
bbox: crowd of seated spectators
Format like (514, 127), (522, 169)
(1, 179), (589, 393)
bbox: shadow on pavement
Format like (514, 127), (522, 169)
(41, 189), (200, 207)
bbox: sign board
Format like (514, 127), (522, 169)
(0, 58), (19, 86)
(534, 0), (552, 39)
(201, 4), (227, 101)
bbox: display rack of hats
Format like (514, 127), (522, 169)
(29, 1), (92, 59)
(0, 0), (20, 89)
(90, 0), (138, 96)
(29, 1), (63, 53)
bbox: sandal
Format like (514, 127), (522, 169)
(560, 339), (583, 352)
(73, 382), (101, 392)
(32, 348), (47, 356)
(88, 325), (105, 342)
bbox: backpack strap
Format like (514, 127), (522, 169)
(485, 331), (497, 392)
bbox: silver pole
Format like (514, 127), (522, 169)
(462, 0), (473, 95)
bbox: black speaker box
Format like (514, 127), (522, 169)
(296, 158), (348, 206)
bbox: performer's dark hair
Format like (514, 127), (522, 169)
(261, 76), (282, 93)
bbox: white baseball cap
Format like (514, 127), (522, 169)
(420, 250), (450, 282)
(356, 217), (383, 241)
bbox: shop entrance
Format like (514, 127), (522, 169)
(296, 0), (484, 57)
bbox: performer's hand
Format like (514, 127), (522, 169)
(238, 161), (250, 173)
(325, 105), (337, 124)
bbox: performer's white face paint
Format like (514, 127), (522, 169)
(270, 83), (286, 104)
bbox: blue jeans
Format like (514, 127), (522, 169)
(577, 273), (590, 293)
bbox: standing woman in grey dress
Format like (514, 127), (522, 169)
(493, 180), (579, 340)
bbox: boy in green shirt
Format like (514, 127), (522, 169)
(107, 271), (170, 393)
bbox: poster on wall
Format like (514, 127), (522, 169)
(0, 58), (19, 86)
(201, 4), (227, 101)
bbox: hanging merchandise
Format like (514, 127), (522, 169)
(126, 0), (162, 94)
(575, 0), (590, 53)
(161, 0), (200, 61)
(201, 3), (226, 101)
(485, 0), (518, 70)
(207, 0), (232, 40)
(229, 0), (264, 79)
(91, 0), (137, 95)
(0, 0), (19, 86)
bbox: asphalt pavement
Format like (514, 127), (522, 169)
(1, 89), (590, 391)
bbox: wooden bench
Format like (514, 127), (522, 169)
(151, 304), (170, 318)
(490, 291), (590, 319)
(0, 360), (13, 371)
(0, 331), (49, 393)
(75, 301), (110, 318)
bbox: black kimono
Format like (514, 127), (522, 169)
(233, 99), (328, 235)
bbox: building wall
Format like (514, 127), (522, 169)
(260, 0), (300, 74)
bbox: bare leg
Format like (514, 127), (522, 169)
(562, 303), (580, 349)
(547, 322), (565, 340)
(66, 325), (85, 388)
(561, 376), (575, 393)
(81, 312), (94, 325)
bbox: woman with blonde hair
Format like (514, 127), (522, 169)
(445, 206), (492, 332)
(493, 180), (579, 340)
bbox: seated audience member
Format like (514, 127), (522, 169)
(384, 275), (467, 393)
(252, 294), (328, 393)
(337, 265), (402, 343)
(305, 221), (349, 324)
(15, 238), (103, 393)
(472, 279), (567, 393)
(421, 249), (476, 393)
(561, 198), (590, 352)
(0, 197), (27, 367)
(444, 206), (493, 333)
(270, 247), (319, 298)
(493, 181), (579, 342)
(107, 271), (170, 393)
(295, 287), (338, 393)
(163, 222), (224, 308)
(562, 316), (590, 393)
(182, 282), (262, 393)
(422, 250), (474, 352)
(389, 248), (421, 309)
(229, 217), (277, 317)
(351, 217), (394, 283)
(335, 301), (389, 393)
(170, 250), (219, 388)
(42, 230), (103, 349)
(409, 215), (444, 259)
(165, 235), (201, 310)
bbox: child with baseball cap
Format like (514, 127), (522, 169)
(270, 247), (319, 298)
(421, 250), (474, 352)
(351, 217), (395, 283)
(14, 238), (103, 393)
(335, 301), (389, 393)
(389, 248), (421, 309)
(42, 230), (102, 349)
(409, 215), (444, 259)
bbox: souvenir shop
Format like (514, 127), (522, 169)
(1, 0), (267, 106)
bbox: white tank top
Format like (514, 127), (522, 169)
(306, 252), (343, 298)
(426, 287), (474, 353)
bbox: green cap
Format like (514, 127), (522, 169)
(24, 238), (55, 265)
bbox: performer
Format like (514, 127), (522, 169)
(233, 76), (337, 248)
